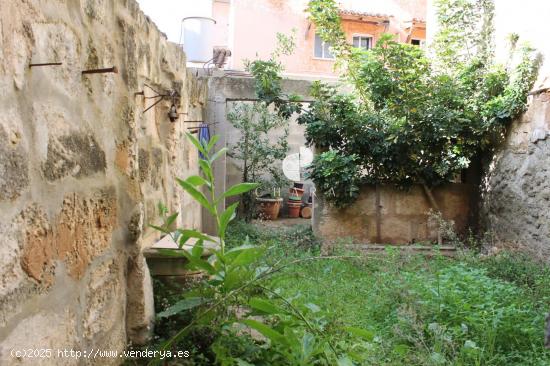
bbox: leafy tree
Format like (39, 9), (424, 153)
(227, 102), (290, 221)
(244, 30), (302, 119)
(299, 0), (541, 207)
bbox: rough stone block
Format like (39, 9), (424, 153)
(20, 189), (117, 284)
(126, 255), (155, 345)
(0, 310), (78, 366)
(30, 23), (81, 96)
(82, 257), (125, 350)
(42, 133), (106, 181)
(0, 114), (29, 201)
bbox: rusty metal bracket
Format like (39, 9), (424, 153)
(141, 84), (181, 117)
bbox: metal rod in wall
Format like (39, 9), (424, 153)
(29, 62), (63, 68)
(82, 66), (118, 75)
(142, 97), (164, 114)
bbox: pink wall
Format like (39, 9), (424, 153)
(212, 0), (230, 48)
(213, 0), (427, 78)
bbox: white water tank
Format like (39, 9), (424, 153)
(183, 16), (216, 63)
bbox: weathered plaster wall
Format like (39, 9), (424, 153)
(481, 91), (550, 258)
(314, 183), (475, 245)
(0, 0), (205, 363)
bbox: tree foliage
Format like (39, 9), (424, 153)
(244, 30), (302, 119)
(299, 0), (541, 207)
(227, 102), (290, 220)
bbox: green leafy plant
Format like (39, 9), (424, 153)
(267, 225), (550, 365)
(147, 216), (550, 365)
(227, 102), (290, 221)
(244, 30), (302, 119)
(307, 151), (361, 208)
(149, 134), (366, 365)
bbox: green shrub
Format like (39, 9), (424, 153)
(148, 135), (367, 365)
(478, 251), (550, 301)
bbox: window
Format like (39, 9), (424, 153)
(352, 35), (373, 50)
(314, 33), (334, 59)
(411, 39), (425, 47)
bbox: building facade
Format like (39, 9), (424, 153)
(212, 0), (427, 79)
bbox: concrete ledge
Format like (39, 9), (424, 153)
(349, 244), (457, 257)
(143, 234), (220, 276)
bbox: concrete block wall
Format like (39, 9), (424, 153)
(314, 183), (475, 244)
(0, 0), (206, 363)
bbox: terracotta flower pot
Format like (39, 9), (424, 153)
(301, 206), (312, 219)
(288, 195), (302, 202)
(287, 201), (302, 218)
(256, 197), (283, 220)
(289, 187), (305, 199)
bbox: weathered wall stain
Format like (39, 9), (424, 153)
(42, 134), (107, 181)
(0, 124), (29, 200)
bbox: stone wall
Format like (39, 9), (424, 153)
(314, 183), (476, 244)
(481, 91), (550, 259)
(0, 0), (206, 363)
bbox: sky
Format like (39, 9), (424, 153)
(136, 0), (213, 43)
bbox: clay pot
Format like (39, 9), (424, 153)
(289, 187), (305, 199)
(287, 201), (302, 218)
(288, 195), (302, 202)
(256, 197), (283, 220)
(301, 206), (312, 219)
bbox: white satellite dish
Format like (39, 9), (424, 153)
(282, 147), (313, 182)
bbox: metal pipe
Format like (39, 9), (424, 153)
(82, 66), (118, 75)
(142, 97), (164, 114)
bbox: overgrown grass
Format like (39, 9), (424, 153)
(150, 221), (550, 365)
